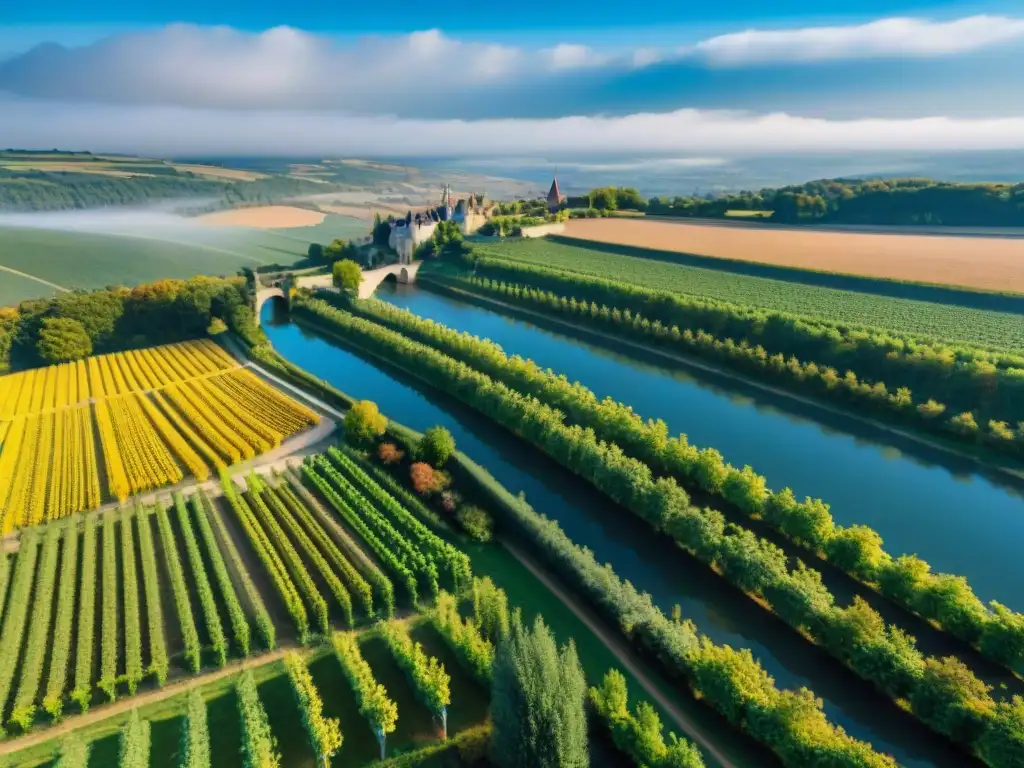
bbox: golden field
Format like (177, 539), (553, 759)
(563, 218), (1024, 293)
(0, 340), (319, 531)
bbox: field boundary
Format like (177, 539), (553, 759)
(546, 234), (1024, 314)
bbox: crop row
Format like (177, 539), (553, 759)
(220, 474), (310, 642)
(332, 631), (398, 759)
(472, 237), (1024, 352)
(302, 460), (419, 606)
(465, 253), (1024, 426)
(351, 291), (1024, 672)
(0, 351), (318, 530)
(0, 491), (276, 731)
(0, 340), (235, 423)
(326, 446), (471, 592)
(256, 477), (355, 627)
(279, 475), (395, 619)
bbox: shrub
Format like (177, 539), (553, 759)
(333, 259), (363, 293)
(345, 400), (387, 444)
(457, 506), (493, 542)
(417, 426), (456, 468)
(378, 442), (405, 465)
(411, 462), (442, 495)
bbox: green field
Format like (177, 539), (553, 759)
(0, 214), (367, 306)
(473, 238), (1024, 351)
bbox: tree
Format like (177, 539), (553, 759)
(490, 613), (588, 768)
(308, 243), (325, 262)
(416, 426), (455, 468)
(36, 317), (92, 363)
(333, 260), (362, 293)
(377, 443), (404, 465)
(344, 401), (386, 444)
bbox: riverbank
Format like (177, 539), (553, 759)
(270, 301), (965, 767)
(422, 274), (1024, 485)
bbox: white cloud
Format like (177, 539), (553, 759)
(4, 96), (1024, 157)
(3, 15), (1024, 113)
(692, 15), (1024, 66)
(0, 24), (607, 110)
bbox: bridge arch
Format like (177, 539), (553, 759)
(358, 261), (422, 299)
(254, 287), (286, 326)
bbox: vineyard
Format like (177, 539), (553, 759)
(0, 340), (319, 531)
(0, 439), (479, 739)
(471, 238), (1024, 351)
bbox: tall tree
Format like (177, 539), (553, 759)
(490, 613), (588, 768)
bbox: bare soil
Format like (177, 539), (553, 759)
(564, 218), (1024, 293)
(197, 206), (326, 229)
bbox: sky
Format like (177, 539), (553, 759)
(1, 0), (1023, 159)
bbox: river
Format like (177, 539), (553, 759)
(262, 298), (970, 767)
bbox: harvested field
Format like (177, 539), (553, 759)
(198, 205), (326, 229)
(564, 218), (1024, 293)
(171, 163), (267, 181)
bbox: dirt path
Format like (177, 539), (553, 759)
(502, 540), (738, 768)
(0, 646), (297, 757)
(0, 264), (69, 293)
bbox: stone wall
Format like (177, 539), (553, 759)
(519, 222), (567, 238)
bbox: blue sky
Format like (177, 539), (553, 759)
(1, 0), (1023, 157)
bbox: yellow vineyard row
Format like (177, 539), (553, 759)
(0, 363), (319, 532)
(0, 339), (238, 420)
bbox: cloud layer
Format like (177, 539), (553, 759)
(4, 97), (1024, 157)
(691, 15), (1024, 66)
(2, 15), (1023, 114)
(1, 14), (1023, 156)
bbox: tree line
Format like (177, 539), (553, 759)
(330, 293), (1024, 760)
(579, 178), (1024, 227)
(347, 290), (1024, 674)
(467, 256), (1024, 434)
(293, 296), (1024, 766)
(442, 273), (1024, 456)
(0, 276), (261, 372)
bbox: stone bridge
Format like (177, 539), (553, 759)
(253, 286), (286, 325)
(253, 261), (423, 323)
(357, 261), (422, 299)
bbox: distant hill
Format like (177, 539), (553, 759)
(0, 151), (342, 212)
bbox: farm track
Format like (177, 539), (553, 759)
(0, 265), (69, 293)
(0, 646), (297, 758)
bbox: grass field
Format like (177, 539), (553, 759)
(564, 217), (1024, 293)
(0, 213), (368, 305)
(473, 237), (1024, 351)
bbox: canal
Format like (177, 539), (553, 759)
(262, 298), (969, 767)
(375, 281), (1024, 613)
